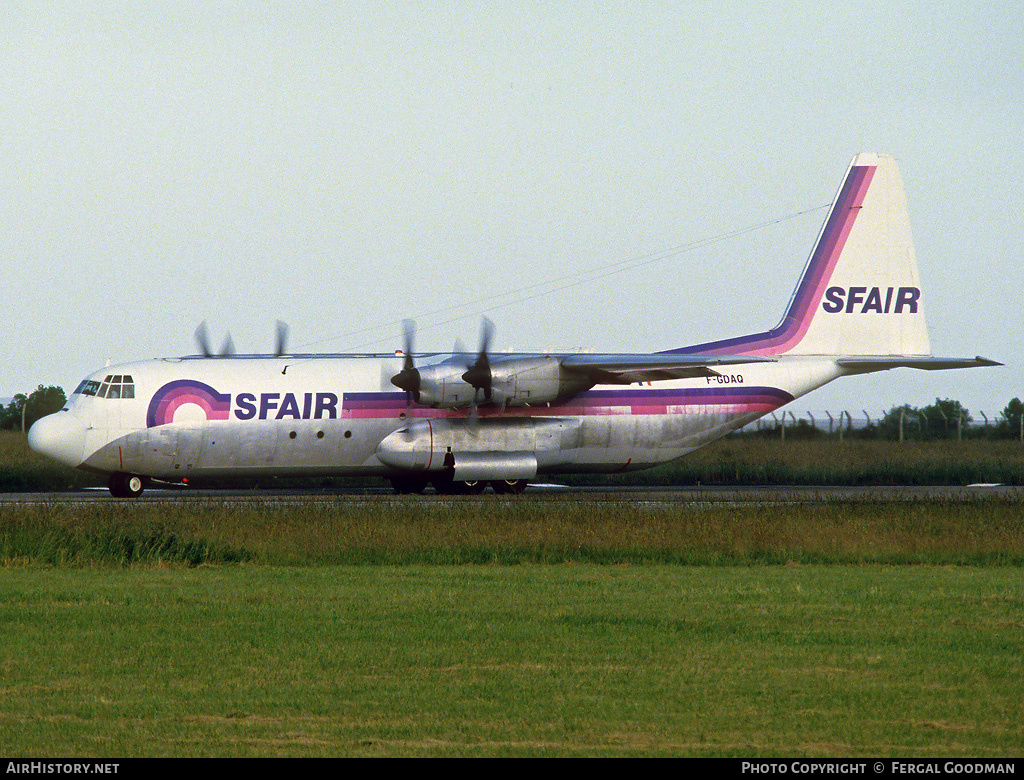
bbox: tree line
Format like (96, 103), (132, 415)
(0, 386), (67, 431)
(751, 397), (1024, 441)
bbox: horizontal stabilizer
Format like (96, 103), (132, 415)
(837, 356), (1002, 375)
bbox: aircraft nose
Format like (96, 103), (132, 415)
(28, 413), (87, 468)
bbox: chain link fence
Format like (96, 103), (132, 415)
(740, 409), (1023, 441)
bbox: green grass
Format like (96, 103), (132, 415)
(1, 565), (1021, 757)
(3, 431), (1023, 757)
(573, 438), (1024, 487)
(0, 431), (101, 492)
(3, 496), (1024, 567)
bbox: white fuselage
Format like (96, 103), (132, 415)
(29, 352), (842, 483)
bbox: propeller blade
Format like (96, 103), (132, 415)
(274, 321), (289, 357)
(461, 317), (494, 403)
(195, 321), (213, 358)
(402, 319), (415, 371)
(479, 316), (493, 354)
(390, 319), (420, 405)
(220, 333), (236, 357)
(466, 399), (481, 435)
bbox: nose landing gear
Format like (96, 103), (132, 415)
(108, 473), (146, 498)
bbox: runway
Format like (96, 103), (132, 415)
(2, 482), (1021, 507)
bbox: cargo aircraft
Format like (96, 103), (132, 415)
(29, 154), (999, 496)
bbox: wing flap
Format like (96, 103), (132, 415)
(560, 353), (775, 384)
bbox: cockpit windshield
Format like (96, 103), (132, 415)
(74, 375), (135, 399)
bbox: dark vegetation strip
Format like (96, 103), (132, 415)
(2, 497), (1023, 567)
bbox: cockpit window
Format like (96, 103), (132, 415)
(101, 375), (134, 399)
(74, 375), (134, 399)
(75, 380), (101, 396)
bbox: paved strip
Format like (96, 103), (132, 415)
(2, 483), (1021, 508)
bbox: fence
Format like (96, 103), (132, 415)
(739, 410), (1024, 442)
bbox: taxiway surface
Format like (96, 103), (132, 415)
(2, 483), (1021, 507)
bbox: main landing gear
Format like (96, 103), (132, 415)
(389, 476), (528, 495)
(489, 479), (529, 494)
(108, 472), (146, 498)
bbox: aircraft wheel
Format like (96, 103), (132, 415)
(431, 477), (459, 495)
(391, 477), (428, 495)
(109, 473), (146, 498)
(490, 479), (528, 495)
(431, 477), (486, 495)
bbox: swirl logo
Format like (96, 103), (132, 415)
(146, 380), (231, 428)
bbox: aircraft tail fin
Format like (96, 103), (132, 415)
(675, 153), (931, 357)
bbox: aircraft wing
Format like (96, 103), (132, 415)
(837, 356), (1003, 375)
(559, 353), (776, 384)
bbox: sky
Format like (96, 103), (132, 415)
(2, 1), (1020, 418)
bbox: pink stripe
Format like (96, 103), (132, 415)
(162, 393), (229, 422)
(344, 401), (788, 419)
(666, 164), (877, 357)
(766, 165), (875, 353)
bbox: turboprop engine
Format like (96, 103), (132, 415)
(398, 353), (593, 409)
(390, 319), (595, 410)
(473, 354), (593, 407)
(411, 356), (480, 409)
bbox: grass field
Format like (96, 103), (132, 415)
(3, 496), (1024, 567)
(3, 431), (1023, 756)
(2, 560), (1024, 753)
(1, 564), (1021, 758)
(1, 497), (1023, 757)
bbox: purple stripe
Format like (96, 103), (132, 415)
(664, 164), (876, 356)
(342, 387), (794, 419)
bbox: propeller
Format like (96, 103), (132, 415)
(461, 317), (494, 404)
(274, 320), (289, 357)
(390, 319), (421, 405)
(195, 320), (285, 358)
(195, 322), (213, 357)
(195, 321), (234, 357)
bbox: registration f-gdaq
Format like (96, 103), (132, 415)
(29, 154), (999, 496)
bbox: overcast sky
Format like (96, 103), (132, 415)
(2, 1), (1020, 416)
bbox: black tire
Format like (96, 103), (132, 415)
(109, 473), (145, 498)
(431, 476), (459, 494)
(431, 477), (487, 495)
(391, 476), (428, 494)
